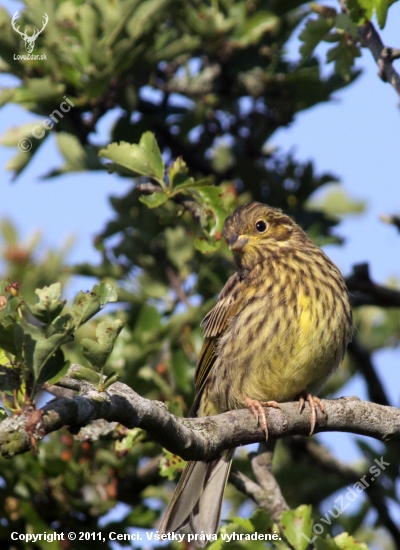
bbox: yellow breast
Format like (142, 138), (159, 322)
(208, 281), (348, 412)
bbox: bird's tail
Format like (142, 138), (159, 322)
(159, 449), (234, 542)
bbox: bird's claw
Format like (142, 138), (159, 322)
(298, 392), (326, 435)
(244, 398), (282, 440)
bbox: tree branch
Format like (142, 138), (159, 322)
(345, 263), (400, 308)
(250, 442), (290, 521)
(380, 213), (400, 233)
(229, 442), (289, 523)
(348, 336), (390, 407)
(1, 365), (400, 460)
(357, 20), (400, 98)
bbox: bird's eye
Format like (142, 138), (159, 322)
(255, 220), (267, 233)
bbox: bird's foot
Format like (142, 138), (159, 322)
(297, 392), (326, 436)
(244, 398), (282, 440)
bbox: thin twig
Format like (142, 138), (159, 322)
(166, 266), (190, 306)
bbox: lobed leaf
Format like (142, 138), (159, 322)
(71, 282), (117, 328)
(81, 319), (124, 370)
(99, 132), (164, 183)
(26, 283), (66, 324)
(280, 505), (314, 550)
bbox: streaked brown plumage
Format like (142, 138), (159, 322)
(159, 202), (353, 542)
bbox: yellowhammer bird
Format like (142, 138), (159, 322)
(159, 201), (353, 541)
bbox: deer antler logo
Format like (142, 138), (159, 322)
(11, 11), (49, 54)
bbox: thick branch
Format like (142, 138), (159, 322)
(1, 365), (400, 459)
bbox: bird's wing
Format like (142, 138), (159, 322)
(201, 271), (241, 338)
(191, 272), (242, 415)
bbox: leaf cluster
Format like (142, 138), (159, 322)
(0, 280), (120, 411)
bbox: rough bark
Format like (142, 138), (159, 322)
(1, 364), (399, 460)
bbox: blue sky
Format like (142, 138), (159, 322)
(1, 0), (400, 533)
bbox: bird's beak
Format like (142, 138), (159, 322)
(229, 234), (249, 251)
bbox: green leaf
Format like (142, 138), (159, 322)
(103, 371), (119, 390)
(375, 0), (390, 28)
(315, 537), (341, 550)
(280, 505), (314, 550)
(346, 0), (392, 28)
(26, 283), (66, 324)
(46, 359), (71, 386)
(307, 184), (366, 216)
(69, 365), (101, 386)
(186, 185), (226, 239)
(159, 449), (186, 480)
(139, 191), (168, 208)
(15, 319), (70, 388)
(232, 11), (280, 46)
(209, 510), (278, 549)
(332, 533), (369, 549)
(1, 122), (47, 177)
(115, 428), (146, 455)
(97, 282), (118, 304)
(174, 175), (214, 191)
(299, 16), (334, 62)
(0, 122), (46, 147)
(126, 0), (171, 41)
(334, 13), (359, 37)
(168, 156), (188, 187)
(194, 237), (221, 253)
(81, 319), (124, 370)
(78, 4), (100, 56)
(14, 320), (41, 369)
(0, 407), (7, 422)
(12, 78), (65, 105)
(55, 133), (88, 171)
(99, 132), (164, 182)
(71, 282), (117, 328)
(326, 37), (361, 81)
(0, 319), (17, 355)
(35, 348), (66, 387)
(250, 508), (274, 534)
(314, 533), (369, 550)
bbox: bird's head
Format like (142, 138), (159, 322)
(223, 202), (302, 271)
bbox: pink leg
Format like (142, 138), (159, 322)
(298, 392), (326, 435)
(244, 397), (282, 440)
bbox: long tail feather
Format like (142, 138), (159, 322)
(159, 449), (234, 540)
